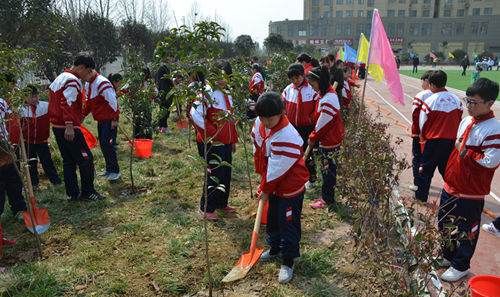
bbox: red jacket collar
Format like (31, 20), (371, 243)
(259, 115), (290, 139)
(292, 79), (308, 90)
(473, 111), (495, 122)
(88, 72), (99, 84)
(65, 68), (81, 79)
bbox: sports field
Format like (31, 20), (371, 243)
(400, 69), (500, 95)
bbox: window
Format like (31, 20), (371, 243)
(411, 0), (418, 3)
(336, 23), (342, 35)
(484, 8), (492, 15)
(358, 0), (364, 4)
(422, 10), (430, 17)
(324, 0), (332, 5)
(421, 23), (432, 36)
(409, 10), (417, 17)
(323, 11), (331, 17)
(358, 10), (364, 17)
(312, 11), (320, 19)
(398, 10), (405, 17)
(445, 0), (453, 3)
(479, 22), (488, 36)
(455, 22), (464, 35)
(298, 30), (307, 36)
(397, 23), (405, 36)
(367, 10), (373, 18)
(356, 23), (364, 35)
(367, 0), (374, 7)
(441, 23), (453, 36)
(336, 10), (343, 17)
(387, 23), (396, 36)
(399, 0), (406, 3)
(471, 22), (479, 35)
(409, 23), (420, 36)
(344, 23), (352, 35)
(472, 8), (480, 16)
(336, 0), (344, 4)
(345, 10), (353, 17)
(346, 0), (353, 4)
(457, 9), (465, 17)
(312, 0), (319, 5)
(444, 9), (451, 17)
(423, 0), (431, 3)
(387, 10), (395, 17)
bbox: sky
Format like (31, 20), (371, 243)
(167, 0), (303, 44)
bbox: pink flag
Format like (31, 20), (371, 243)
(369, 9), (405, 105)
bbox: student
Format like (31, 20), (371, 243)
(296, 53), (313, 75)
(409, 71), (434, 192)
(416, 70), (463, 202)
(20, 85), (62, 188)
(190, 79), (238, 221)
(248, 63), (265, 119)
(472, 65), (482, 83)
(306, 67), (345, 210)
(252, 91), (309, 284)
(108, 73), (124, 95)
(2, 73), (20, 149)
(438, 78), (499, 282)
(48, 55), (104, 201)
(482, 216), (500, 237)
(282, 64), (317, 188)
(83, 70), (120, 181)
(156, 64), (174, 133)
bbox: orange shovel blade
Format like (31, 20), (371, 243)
(222, 246), (264, 283)
(23, 207), (50, 234)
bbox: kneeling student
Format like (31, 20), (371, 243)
(252, 92), (309, 283)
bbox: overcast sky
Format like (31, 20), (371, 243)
(167, 0), (303, 44)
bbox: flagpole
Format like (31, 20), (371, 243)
(360, 9), (377, 111)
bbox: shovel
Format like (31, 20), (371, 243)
(222, 194), (267, 283)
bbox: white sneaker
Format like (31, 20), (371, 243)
(408, 185), (418, 191)
(440, 267), (469, 282)
(260, 249), (280, 262)
(278, 265), (294, 283)
(106, 172), (121, 181)
(482, 222), (500, 237)
(305, 181), (315, 190)
(436, 258), (451, 268)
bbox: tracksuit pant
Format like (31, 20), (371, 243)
(295, 125), (317, 183)
(415, 139), (454, 202)
(411, 137), (422, 187)
(158, 95), (173, 129)
(438, 190), (484, 271)
(97, 121), (119, 174)
(318, 147), (338, 207)
(26, 143), (61, 187)
(0, 162), (27, 216)
(53, 127), (95, 198)
(197, 142), (232, 213)
(267, 192), (304, 267)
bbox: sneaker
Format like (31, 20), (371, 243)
(408, 185), (418, 191)
(221, 206), (237, 213)
(278, 265), (294, 283)
(440, 267), (469, 282)
(199, 210), (218, 221)
(106, 172), (121, 181)
(310, 198), (326, 209)
(436, 258), (451, 268)
(80, 192), (106, 201)
(260, 249), (280, 262)
(482, 222), (500, 237)
(305, 181), (315, 190)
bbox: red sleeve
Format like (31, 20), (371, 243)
(204, 108), (219, 139)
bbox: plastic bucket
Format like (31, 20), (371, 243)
(133, 139), (153, 159)
(176, 118), (189, 130)
(80, 125), (97, 149)
(469, 275), (500, 297)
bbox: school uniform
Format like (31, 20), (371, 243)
(410, 89), (433, 190)
(83, 73), (120, 175)
(309, 88), (345, 205)
(251, 115), (309, 264)
(20, 101), (61, 187)
(248, 72), (265, 119)
(340, 80), (352, 110)
(48, 70), (96, 199)
(416, 89), (463, 201)
(190, 89), (238, 213)
(439, 112), (499, 272)
(282, 81), (317, 182)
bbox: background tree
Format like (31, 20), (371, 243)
(263, 33), (293, 54)
(78, 12), (120, 70)
(234, 35), (255, 57)
(120, 20), (155, 61)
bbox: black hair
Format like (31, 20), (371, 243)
(327, 54), (336, 63)
(25, 84), (39, 96)
(335, 60), (344, 67)
(222, 61), (233, 76)
(255, 91), (284, 117)
(420, 70), (433, 81)
(307, 66), (332, 96)
(287, 63), (305, 78)
(108, 73), (123, 83)
(297, 53), (312, 63)
(73, 55), (95, 69)
(311, 58), (320, 68)
(466, 78), (499, 102)
(143, 67), (152, 80)
(191, 69), (206, 85)
(330, 67), (344, 95)
(428, 70), (447, 88)
(251, 63), (261, 72)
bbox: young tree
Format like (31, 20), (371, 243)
(234, 35), (255, 57)
(120, 20), (155, 61)
(264, 33), (293, 54)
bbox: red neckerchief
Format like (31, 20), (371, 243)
(459, 111), (495, 155)
(259, 115), (290, 156)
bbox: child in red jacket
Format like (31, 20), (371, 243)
(20, 85), (61, 188)
(252, 92), (309, 284)
(306, 67), (345, 210)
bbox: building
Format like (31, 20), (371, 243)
(269, 0), (500, 57)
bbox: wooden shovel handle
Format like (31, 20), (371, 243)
(304, 145), (312, 161)
(249, 194), (267, 253)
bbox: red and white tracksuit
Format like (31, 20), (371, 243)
(251, 115), (309, 197)
(411, 89), (433, 137)
(249, 72), (265, 96)
(19, 101), (50, 144)
(48, 70), (84, 127)
(309, 88), (345, 148)
(282, 81), (316, 127)
(340, 80), (352, 109)
(189, 89), (238, 144)
(83, 73), (119, 121)
(444, 112), (500, 199)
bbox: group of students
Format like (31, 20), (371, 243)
(410, 70), (499, 282)
(0, 55), (124, 227)
(190, 53), (355, 283)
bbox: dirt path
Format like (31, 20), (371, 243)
(363, 75), (500, 279)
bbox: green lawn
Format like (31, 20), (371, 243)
(400, 69), (500, 94)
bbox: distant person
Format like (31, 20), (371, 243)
(412, 56), (420, 74)
(438, 78), (499, 282)
(483, 217), (500, 237)
(395, 56), (401, 70)
(296, 53), (313, 75)
(156, 64), (174, 134)
(248, 63), (265, 119)
(460, 55), (470, 76)
(472, 65), (482, 83)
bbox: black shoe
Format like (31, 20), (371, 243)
(67, 195), (81, 202)
(80, 192), (105, 201)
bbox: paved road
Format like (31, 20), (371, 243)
(363, 74), (500, 278)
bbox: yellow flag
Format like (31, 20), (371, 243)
(369, 64), (384, 82)
(357, 33), (369, 64)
